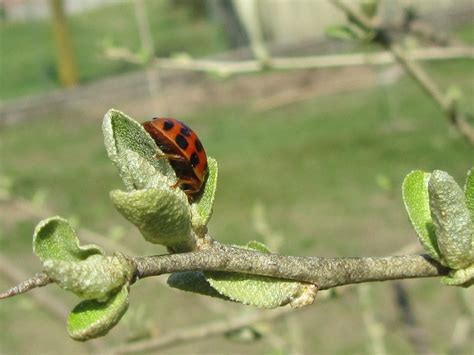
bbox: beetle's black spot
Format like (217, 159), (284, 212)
(190, 152), (199, 167)
(195, 139), (203, 152)
(163, 120), (174, 131)
(175, 134), (189, 150)
(180, 126), (191, 137)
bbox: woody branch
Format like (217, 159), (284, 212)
(0, 238), (448, 300)
(132, 240), (448, 289)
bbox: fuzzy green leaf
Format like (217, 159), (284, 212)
(441, 264), (474, 287)
(43, 253), (133, 300)
(110, 187), (193, 251)
(67, 285), (129, 341)
(465, 168), (474, 221)
(119, 149), (173, 190)
(205, 270), (304, 309)
(191, 157), (218, 233)
(33, 216), (104, 262)
(167, 271), (229, 300)
(429, 170), (473, 269)
(102, 109), (176, 191)
(402, 171), (441, 261)
(205, 242), (314, 309)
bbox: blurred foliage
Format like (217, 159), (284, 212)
(170, 0), (208, 18)
(0, 0), (227, 100)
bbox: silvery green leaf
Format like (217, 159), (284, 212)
(402, 171), (442, 262)
(119, 149), (174, 190)
(465, 168), (474, 221)
(167, 271), (229, 300)
(33, 216), (104, 262)
(110, 187), (193, 251)
(191, 157), (218, 233)
(441, 264), (474, 287)
(67, 285), (129, 341)
(429, 170), (473, 269)
(102, 109), (175, 190)
(43, 253), (133, 300)
(205, 241), (315, 309)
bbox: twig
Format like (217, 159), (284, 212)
(105, 44), (474, 75)
(134, 240), (447, 289)
(0, 238), (447, 300)
(0, 254), (107, 351)
(0, 268), (52, 300)
(329, 0), (474, 145)
(153, 46), (473, 73)
(107, 306), (294, 354)
(0, 255), (62, 313)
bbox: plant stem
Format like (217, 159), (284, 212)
(329, 0), (474, 145)
(134, 241), (448, 289)
(0, 271), (52, 299)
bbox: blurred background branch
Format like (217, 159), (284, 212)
(329, 0), (474, 144)
(49, 0), (78, 87)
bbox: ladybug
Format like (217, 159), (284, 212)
(143, 117), (208, 201)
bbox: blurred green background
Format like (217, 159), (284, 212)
(1, 0), (473, 354)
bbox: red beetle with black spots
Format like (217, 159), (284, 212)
(143, 117), (208, 201)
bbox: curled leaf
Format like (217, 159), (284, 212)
(205, 241), (315, 309)
(429, 170), (473, 269)
(167, 271), (228, 300)
(33, 216), (104, 262)
(102, 109), (176, 190)
(191, 157), (218, 234)
(67, 285), (130, 341)
(441, 264), (474, 287)
(43, 253), (133, 300)
(119, 149), (174, 190)
(110, 187), (193, 251)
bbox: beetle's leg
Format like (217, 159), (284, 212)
(170, 177), (197, 191)
(154, 152), (187, 162)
